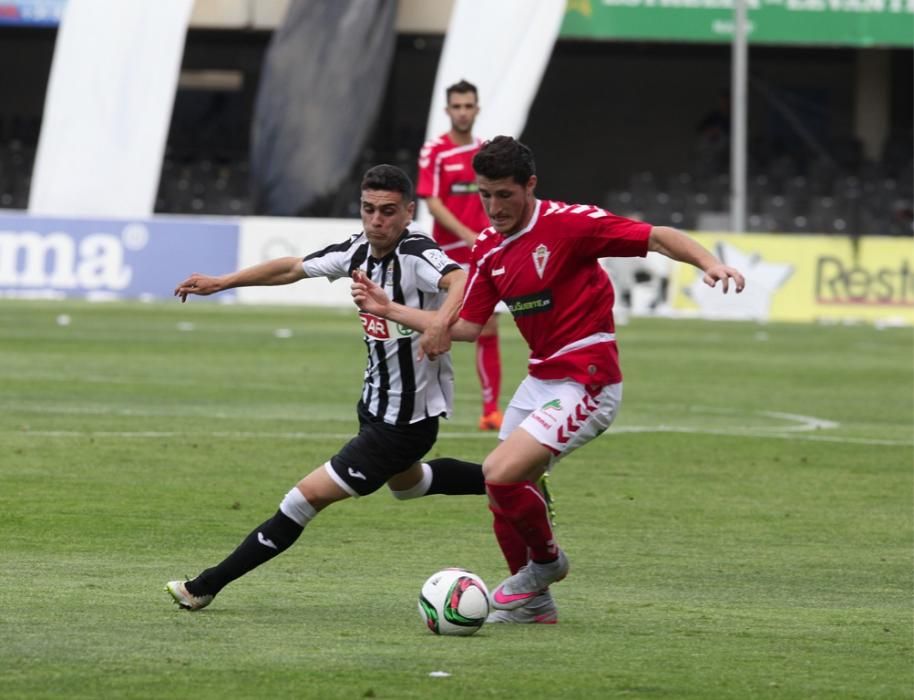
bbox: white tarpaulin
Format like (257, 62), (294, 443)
(424, 0), (565, 142)
(29, 0), (193, 217)
(417, 0), (564, 230)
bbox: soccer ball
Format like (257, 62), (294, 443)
(418, 568), (489, 636)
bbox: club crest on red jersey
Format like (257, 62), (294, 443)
(533, 244), (550, 279)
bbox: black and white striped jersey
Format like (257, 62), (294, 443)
(301, 229), (461, 425)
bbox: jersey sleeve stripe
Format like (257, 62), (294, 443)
(431, 152), (442, 197)
(462, 267), (482, 304)
(303, 234), (360, 261)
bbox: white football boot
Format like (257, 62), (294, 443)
(165, 580), (214, 611)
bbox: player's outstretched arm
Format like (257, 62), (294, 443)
(174, 256), (307, 302)
(648, 226), (746, 294)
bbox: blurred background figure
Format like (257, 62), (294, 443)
(417, 79), (503, 431)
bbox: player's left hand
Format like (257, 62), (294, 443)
(420, 320), (452, 361)
(702, 264), (745, 294)
(351, 270), (391, 314)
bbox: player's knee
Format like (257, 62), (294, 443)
(482, 455), (509, 482)
(389, 462), (432, 500)
(480, 317), (499, 337)
(483, 450), (545, 484)
(390, 487), (418, 500)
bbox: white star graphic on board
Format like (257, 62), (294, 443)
(685, 241), (793, 320)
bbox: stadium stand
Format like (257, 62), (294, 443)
(2, 95), (909, 233)
(604, 134), (913, 236)
(0, 13), (909, 235)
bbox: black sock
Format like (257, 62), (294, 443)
(426, 458), (485, 495)
(187, 510), (304, 597)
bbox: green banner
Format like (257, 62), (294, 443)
(561, 0), (914, 47)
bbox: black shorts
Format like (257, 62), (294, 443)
(327, 401), (439, 497)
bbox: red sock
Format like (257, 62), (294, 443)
(486, 481), (557, 562)
(476, 334), (501, 415)
(490, 503), (529, 574)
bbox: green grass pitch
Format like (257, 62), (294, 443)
(1, 299), (911, 699)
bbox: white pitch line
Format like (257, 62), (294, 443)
(5, 427), (910, 447)
(757, 411), (840, 432)
(1, 405), (842, 432)
(3, 408), (906, 446)
(607, 426), (909, 447)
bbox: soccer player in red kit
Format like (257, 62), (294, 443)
(353, 136), (745, 623)
(417, 80), (503, 431)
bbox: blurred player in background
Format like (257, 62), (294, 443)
(417, 79), (503, 431)
(165, 165), (484, 611)
(352, 137), (745, 624)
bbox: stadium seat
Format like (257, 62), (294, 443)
(835, 175), (862, 198)
(859, 207), (885, 235)
(808, 196), (836, 232)
(605, 190), (637, 217)
(650, 192), (673, 222)
(762, 194), (794, 232)
(748, 173), (772, 214)
(888, 198), (914, 236)
(684, 191), (714, 225)
(705, 174), (730, 210)
(789, 215), (812, 234)
(783, 176), (810, 209)
(747, 213), (770, 233)
(630, 172), (657, 203)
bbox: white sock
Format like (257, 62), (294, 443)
(390, 463), (433, 500)
(279, 487), (317, 526)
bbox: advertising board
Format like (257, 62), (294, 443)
(669, 232), (914, 323)
(0, 213), (239, 300)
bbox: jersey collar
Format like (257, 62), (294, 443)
(368, 228), (411, 261)
(503, 199), (542, 242)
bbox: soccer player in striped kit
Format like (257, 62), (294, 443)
(352, 137), (745, 624)
(165, 165), (485, 611)
(417, 80), (503, 431)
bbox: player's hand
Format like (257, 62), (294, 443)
(351, 270), (391, 315)
(420, 320), (452, 361)
(702, 264), (745, 294)
(174, 273), (222, 302)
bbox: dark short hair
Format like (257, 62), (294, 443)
(472, 136), (536, 185)
(361, 164), (414, 202)
(445, 79), (478, 102)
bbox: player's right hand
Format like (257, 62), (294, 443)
(174, 273), (222, 302)
(351, 269), (391, 315)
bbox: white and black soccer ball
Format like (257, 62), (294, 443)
(418, 568), (489, 636)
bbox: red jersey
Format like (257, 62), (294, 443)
(460, 200), (652, 386)
(416, 133), (490, 265)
